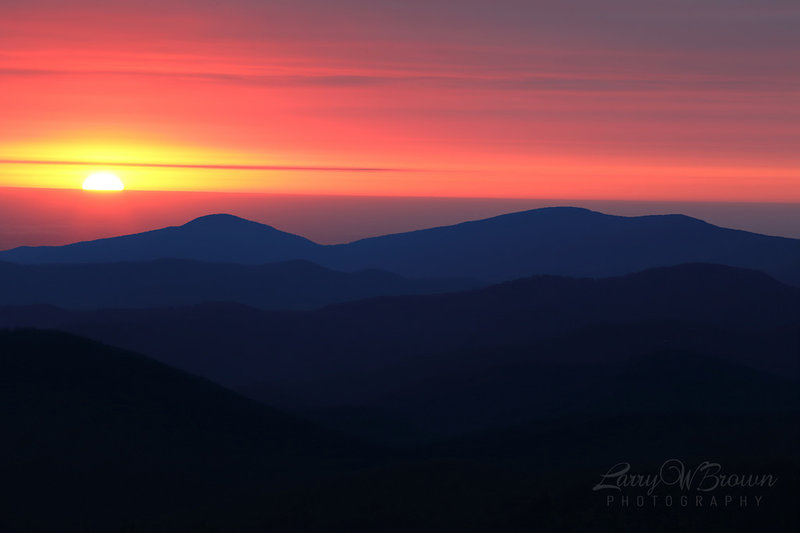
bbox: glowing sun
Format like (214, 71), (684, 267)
(82, 172), (125, 191)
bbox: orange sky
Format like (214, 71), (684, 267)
(1, 0), (798, 200)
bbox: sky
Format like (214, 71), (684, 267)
(1, 0), (798, 202)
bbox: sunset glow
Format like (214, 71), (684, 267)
(1, 1), (798, 201)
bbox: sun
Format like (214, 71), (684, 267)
(82, 172), (125, 191)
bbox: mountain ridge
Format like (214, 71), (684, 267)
(0, 257), (482, 310)
(2, 207), (798, 285)
(0, 212), (320, 265)
(1, 263), (798, 390)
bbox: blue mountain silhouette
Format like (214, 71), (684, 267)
(2, 208), (798, 284)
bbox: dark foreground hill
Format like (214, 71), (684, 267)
(3, 330), (798, 532)
(2, 208), (799, 284)
(0, 329), (369, 531)
(0, 259), (480, 310)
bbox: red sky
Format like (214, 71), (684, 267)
(1, 0), (799, 200)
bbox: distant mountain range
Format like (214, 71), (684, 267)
(2, 263), (798, 406)
(0, 258), (480, 310)
(2, 207), (799, 284)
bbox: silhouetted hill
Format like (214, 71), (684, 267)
(2, 208), (799, 284)
(0, 213), (320, 264)
(0, 259), (480, 310)
(0, 264), (797, 391)
(0, 329), (368, 531)
(2, 330), (798, 532)
(327, 207), (800, 282)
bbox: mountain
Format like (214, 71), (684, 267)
(0, 258), (481, 310)
(1, 264), (798, 391)
(0, 213), (321, 264)
(322, 207), (800, 282)
(0, 329), (369, 531)
(2, 208), (799, 284)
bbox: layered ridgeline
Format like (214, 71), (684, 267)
(2, 264), (799, 443)
(0, 259), (480, 310)
(2, 264), (798, 387)
(1, 208), (799, 284)
(4, 208), (800, 531)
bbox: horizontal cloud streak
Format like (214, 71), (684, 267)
(0, 159), (407, 173)
(1, 68), (797, 93)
